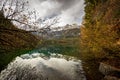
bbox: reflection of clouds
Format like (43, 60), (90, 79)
(29, 0), (85, 26)
(0, 53), (86, 80)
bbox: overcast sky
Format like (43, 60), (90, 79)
(0, 0), (85, 27)
(28, 0), (85, 26)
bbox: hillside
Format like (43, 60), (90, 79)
(33, 25), (80, 39)
(80, 0), (120, 80)
(47, 27), (80, 39)
(0, 12), (39, 51)
(0, 11), (40, 71)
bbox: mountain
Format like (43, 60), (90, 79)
(51, 27), (80, 39)
(32, 24), (80, 39)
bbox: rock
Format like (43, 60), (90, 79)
(99, 62), (120, 79)
(103, 76), (120, 80)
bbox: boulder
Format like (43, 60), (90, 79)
(103, 76), (120, 80)
(99, 62), (120, 79)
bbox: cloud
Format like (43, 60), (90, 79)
(29, 0), (85, 26)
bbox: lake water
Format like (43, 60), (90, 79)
(0, 46), (86, 80)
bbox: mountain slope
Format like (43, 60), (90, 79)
(0, 11), (40, 71)
(0, 12), (39, 52)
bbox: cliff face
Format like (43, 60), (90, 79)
(80, 0), (120, 80)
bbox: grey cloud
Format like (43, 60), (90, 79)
(29, 0), (85, 26)
(52, 0), (78, 10)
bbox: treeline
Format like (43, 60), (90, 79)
(80, 0), (120, 80)
(80, 0), (120, 60)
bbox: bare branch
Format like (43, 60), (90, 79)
(1, 0), (8, 12)
(9, 18), (33, 27)
(0, 0), (59, 34)
(5, 0), (14, 18)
